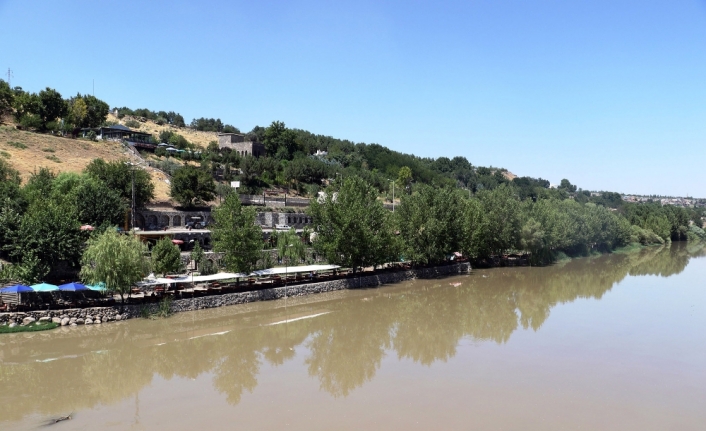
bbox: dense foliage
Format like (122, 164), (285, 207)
(211, 194), (263, 273)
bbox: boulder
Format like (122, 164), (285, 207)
(76, 318), (84, 325)
(52, 317), (62, 324)
(39, 317), (51, 323)
(85, 318), (93, 325)
(8, 322), (16, 328)
(22, 317), (36, 325)
(61, 318), (70, 326)
(94, 319), (102, 325)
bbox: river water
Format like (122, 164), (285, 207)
(1, 242), (705, 430)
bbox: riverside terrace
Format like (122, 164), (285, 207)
(0, 260), (469, 314)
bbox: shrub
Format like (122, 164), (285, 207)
(7, 141), (27, 149)
(19, 113), (42, 130)
(124, 119), (141, 129)
(85, 130), (97, 141)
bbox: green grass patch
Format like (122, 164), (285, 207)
(613, 243), (646, 254)
(41, 147), (55, 153)
(6, 141), (27, 149)
(0, 150), (10, 159)
(45, 154), (61, 163)
(0, 322), (59, 334)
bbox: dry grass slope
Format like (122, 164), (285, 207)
(0, 125), (173, 203)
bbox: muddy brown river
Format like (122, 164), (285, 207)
(1, 243), (705, 430)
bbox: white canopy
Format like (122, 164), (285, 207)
(138, 272), (247, 286)
(250, 264), (340, 277)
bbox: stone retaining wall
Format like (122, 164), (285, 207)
(0, 307), (124, 327)
(0, 263), (470, 327)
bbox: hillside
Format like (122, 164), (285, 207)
(105, 112), (218, 148)
(0, 124), (173, 203)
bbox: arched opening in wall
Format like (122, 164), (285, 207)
(147, 215), (158, 229)
(160, 215), (170, 227)
(203, 238), (210, 247)
(173, 215), (181, 227)
(135, 213), (146, 229)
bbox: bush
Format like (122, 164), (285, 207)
(124, 119), (141, 129)
(85, 130), (97, 141)
(19, 113), (42, 130)
(687, 225), (706, 241)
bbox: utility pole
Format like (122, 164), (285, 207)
(6, 68), (13, 87)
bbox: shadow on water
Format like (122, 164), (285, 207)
(1, 241), (704, 423)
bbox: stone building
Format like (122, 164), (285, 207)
(217, 133), (265, 157)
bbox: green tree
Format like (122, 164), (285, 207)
(277, 228), (306, 268)
(74, 177), (126, 227)
(396, 185), (466, 265)
(558, 179), (577, 193)
(263, 121), (298, 159)
(82, 94), (110, 128)
(69, 97), (88, 127)
(0, 79), (13, 119)
(12, 90), (42, 123)
(80, 230), (150, 306)
(477, 184), (521, 256)
(211, 194), (263, 273)
(170, 165), (216, 207)
(84, 159), (155, 207)
(309, 176), (395, 272)
(38, 87), (67, 128)
(12, 199), (84, 274)
(152, 237), (182, 276)
(397, 166), (413, 193)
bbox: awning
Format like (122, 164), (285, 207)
(250, 264), (340, 277)
(138, 272), (248, 285)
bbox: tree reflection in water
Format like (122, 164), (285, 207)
(0, 242), (703, 423)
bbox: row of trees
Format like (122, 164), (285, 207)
(306, 178), (706, 271)
(0, 158), (154, 282)
(114, 107), (186, 127)
(0, 80), (109, 132)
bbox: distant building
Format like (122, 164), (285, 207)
(217, 133), (265, 157)
(84, 124), (152, 144)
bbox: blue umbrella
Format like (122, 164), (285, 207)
(1, 284), (33, 293)
(31, 282), (59, 292)
(58, 282), (88, 292)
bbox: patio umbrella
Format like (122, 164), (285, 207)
(172, 239), (184, 245)
(1, 284), (33, 305)
(58, 282), (89, 292)
(80, 224), (94, 231)
(30, 282), (59, 292)
(1, 284), (33, 293)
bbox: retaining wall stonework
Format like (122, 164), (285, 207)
(0, 263), (470, 327)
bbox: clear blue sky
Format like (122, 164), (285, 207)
(1, 0), (705, 196)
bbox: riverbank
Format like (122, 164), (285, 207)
(0, 262), (471, 327)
